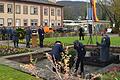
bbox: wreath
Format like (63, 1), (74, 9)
(16, 28), (25, 40)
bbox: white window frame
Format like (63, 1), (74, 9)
(30, 6), (38, 15)
(31, 19), (38, 26)
(16, 5), (21, 14)
(23, 19), (28, 26)
(0, 18), (4, 26)
(7, 4), (12, 13)
(57, 9), (61, 16)
(44, 8), (48, 16)
(7, 18), (12, 26)
(0, 3), (4, 13)
(16, 19), (21, 27)
(51, 8), (55, 16)
(23, 6), (28, 14)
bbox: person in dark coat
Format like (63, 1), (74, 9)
(8, 25), (13, 40)
(79, 27), (84, 40)
(50, 41), (65, 62)
(38, 25), (45, 48)
(25, 27), (32, 48)
(12, 27), (19, 48)
(6, 27), (12, 40)
(96, 34), (110, 62)
(73, 40), (86, 75)
(50, 41), (65, 72)
(1, 27), (6, 40)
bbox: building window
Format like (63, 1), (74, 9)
(58, 23), (61, 26)
(44, 19), (48, 26)
(31, 19), (38, 26)
(0, 18), (4, 26)
(16, 19), (21, 27)
(51, 8), (54, 16)
(44, 8), (48, 16)
(51, 23), (54, 27)
(23, 6), (28, 14)
(23, 19), (28, 26)
(0, 4), (4, 13)
(16, 5), (21, 14)
(30, 6), (38, 15)
(57, 9), (61, 16)
(7, 4), (12, 13)
(51, 20), (54, 27)
(7, 18), (12, 26)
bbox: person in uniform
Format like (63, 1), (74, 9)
(50, 41), (65, 72)
(79, 27), (84, 40)
(50, 41), (65, 62)
(96, 34), (110, 62)
(73, 40), (86, 76)
(38, 25), (45, 48)
(12, 27), (19, 48)
(25, 27), (32, 48)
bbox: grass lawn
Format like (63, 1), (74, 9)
(0, 64), (43, 80)
(19, 35), (120, 47)
(44, 36), (120, 46)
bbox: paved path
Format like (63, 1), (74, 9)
(0, 40), (52, 52)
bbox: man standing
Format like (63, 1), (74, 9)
(73, 40), (86, 76)
(25, 27), (32, 48)
(38, 25), (45, 48)
(12, 27), (19, 48)
(79, 27), (84, 40)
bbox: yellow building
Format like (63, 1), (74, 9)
(0, 0), (63, 29)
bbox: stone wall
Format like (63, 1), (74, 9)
(85, 45), (120, 54)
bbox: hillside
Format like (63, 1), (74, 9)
(57, 1), (105, 20)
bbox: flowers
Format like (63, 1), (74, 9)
(0, 45), (31, 56)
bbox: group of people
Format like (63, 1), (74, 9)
(49, 40), (86, 76)
(19, 26), (45, 48)
(0, 27), (13, 40)
(49, 32), (110, 76)
(0, 25), (45, 48)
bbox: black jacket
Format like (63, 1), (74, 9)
(74, 40), (86, 58)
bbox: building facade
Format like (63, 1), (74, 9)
(0, 0), (63, 29)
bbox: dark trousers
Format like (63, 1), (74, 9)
(40, 39), (44, 48)
(14, 41), (19, 48)
(26, 41), (30, 48)
(2, 34), (5, 40)
(75, 57), (84, 74)
(79, 35), (84, 40)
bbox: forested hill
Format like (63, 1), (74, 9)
(57, 1), (104, 20)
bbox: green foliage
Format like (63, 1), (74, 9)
(0, 65), (42, 80)
(68, 49), (76, 58)
(16, 28), (25, 40)
(101, 72), (120, 80)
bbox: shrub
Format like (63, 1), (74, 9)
(16, 28), (25, 40)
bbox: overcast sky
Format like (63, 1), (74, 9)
(56, 0), (88, 1)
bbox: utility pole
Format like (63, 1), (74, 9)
(13, 0), (16, 28)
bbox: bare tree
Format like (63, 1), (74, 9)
(98, 0), (120, 35)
